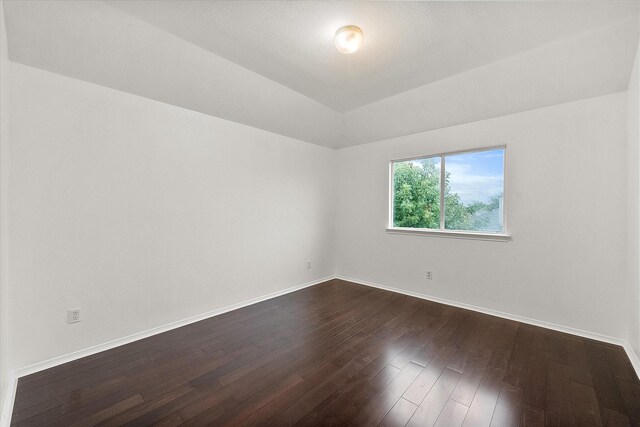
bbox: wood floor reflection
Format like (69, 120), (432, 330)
(11, 279), (640, 426)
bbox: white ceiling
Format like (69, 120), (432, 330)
(3, 1), (640, 148)
(106, 0), (640, 112)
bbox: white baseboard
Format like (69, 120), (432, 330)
(623, 342), (640, 379)
(0, 372), (17, 427)
(3, 273), (639, 427)
(336, 275), (640, 379)
(13, 276), (333, 380)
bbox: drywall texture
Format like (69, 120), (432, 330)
(8, 63), (336, 369)
(342, 18), (639, 147)
(335, 93), (628, 341)
(3, 0), (342, 148)
(628, 40), (640, 357)
(4, 1), (638, 149)
(0, 0), (9, 419)
(106, 1), (639, 112)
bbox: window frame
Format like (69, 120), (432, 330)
(387, 145), (511, 241)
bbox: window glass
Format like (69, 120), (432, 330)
(393, 157), (441, 229)
(391, 147), (505, 234)
(444, 149), (504, 232)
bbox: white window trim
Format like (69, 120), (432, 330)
(385, 227), (511, 241)
(388, 145), (511, 241)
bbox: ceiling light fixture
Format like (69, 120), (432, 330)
(334, 25), (363, 54)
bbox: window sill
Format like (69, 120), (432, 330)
(386, 228), (512, 242)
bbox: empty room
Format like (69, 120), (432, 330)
(0, 0), (639, 426)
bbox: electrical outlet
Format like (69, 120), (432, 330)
(67, 308), (81, 324)
(426, 271), (433, 280)
(306, 260), (312, 269)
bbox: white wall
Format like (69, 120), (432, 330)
(8, 63), (336, 369)
(628, 39), (640, 358)
(335, 93), (628, 340)
(0, 0), (10, 421)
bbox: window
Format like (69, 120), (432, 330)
(389, 147), (507, 238)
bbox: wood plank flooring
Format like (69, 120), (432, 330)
(11, 279), (640, 426)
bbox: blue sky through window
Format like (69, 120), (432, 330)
(446, 149), (504, 204)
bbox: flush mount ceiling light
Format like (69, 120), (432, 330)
(334, 25), (363, 54)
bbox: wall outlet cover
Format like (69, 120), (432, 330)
(67, 308), (81, 324)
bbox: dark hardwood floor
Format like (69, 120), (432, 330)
(11, 279), (640, 426)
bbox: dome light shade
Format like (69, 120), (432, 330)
(334, 25), (363, 54)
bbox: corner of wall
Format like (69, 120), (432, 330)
(0, 0), (12, 423)
(627, 25), (640, 362)
(328, 147), (339, 278)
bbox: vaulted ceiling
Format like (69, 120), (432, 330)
(3, 1), (639, 148)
